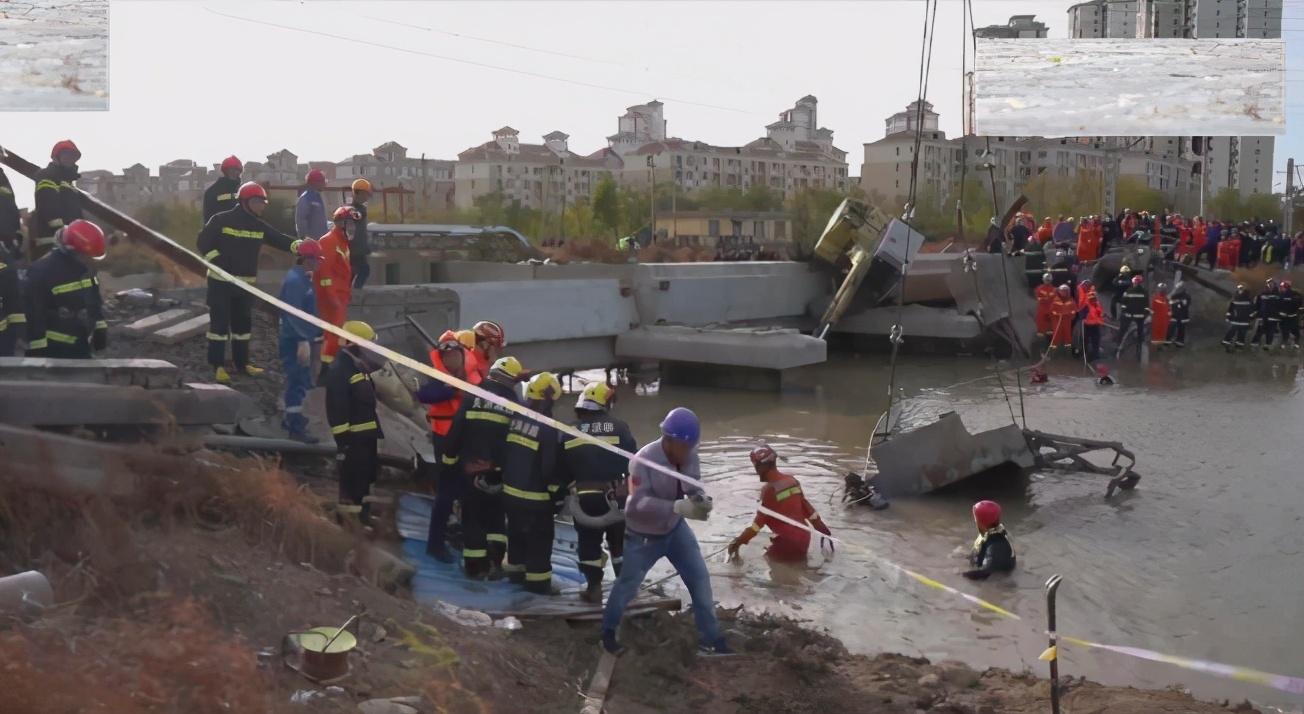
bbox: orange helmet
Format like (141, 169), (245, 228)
(749, 445), (778, 467)
(351, 178), (372, 194)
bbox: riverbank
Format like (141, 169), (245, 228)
(0, 443), (1259, 714)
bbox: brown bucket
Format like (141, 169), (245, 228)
(283, 620), (358, 681)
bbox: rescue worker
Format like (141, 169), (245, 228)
(1250, 278), (1281, 350)
(963, 500), (1016, 580)
(1049, 284), (1076, 350)
(601, 407), (732, 657)
(1022, 239), (1046, 289)
(502, 372), (565, 595)
(1009, 215), (1031, 254)
(1048, 249), (1072, 290)
(0, 250), (21, 357)
(1034, 273), (1056, 340)
(1278, 280), (1301, 349)
(202, 155), (243, 223)
(24, 219), (106, 358)
(1217, 230), (1242, 270)
(1110, 265), (1133, 321)
(1052, 215), (1074, 247)
(1120, 209), (1138, 238)
(1036, 217), (1054, 245)
(1082, 292), (1106, 362)
(727, 445), (833, 563)
(564, 382), (638, 603)
(196, 181), (304, 382)
(1167, 283), (1191, 348)
(349, 179), (372, 288)
(325, 320), (384, 525)
(0, 167), (23, 259)
(471, 320), (507, 379)
(441, 356), (526, 578)
(1150, 283), (1171, 349)
(1075, 216), (1100, 262)
(295, 169), (329, 240)
(315, 206), (358, 383)
(1223, 285), (1254, 349)
(31, 140), (84, 261)
(1119, 275), (1151, 360)
(277, 239), (324, 443)
(417, 329), (483, 562)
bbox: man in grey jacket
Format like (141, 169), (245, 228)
(600, 407), (732, 656)
(295, 169), (328, 239)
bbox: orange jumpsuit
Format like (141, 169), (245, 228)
(1050, 294), (1077, 347)
(735, 470), (828, 562)
(1076, 221), (1101, 261)
(314, 227), (353, 365)
(1175, 223), (1195, 260)
(1034, 284), (1056, 336)
(1036, 222), (1054, 245)
(1150, 294), (1171, 345)
(1217, 238), (1240, 270)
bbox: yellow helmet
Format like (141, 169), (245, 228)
(341, 320), (376, 342)
(576, 382), (614, 411)
(489, 356), (524, 381)
(454, 329), (477, 350)
(525, 372), (562, 401)
(351, 178), (372, 194)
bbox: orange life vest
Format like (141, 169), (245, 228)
(426, 347), (483, 435)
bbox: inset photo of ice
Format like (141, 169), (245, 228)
(0, 0), (109, 111)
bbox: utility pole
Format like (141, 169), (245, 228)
(647, 155), (656, 244)
(1285, 157), (1295, 237)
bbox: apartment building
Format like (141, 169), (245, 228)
(453, 127), (622, 212)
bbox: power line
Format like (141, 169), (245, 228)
(360, 14), (626, 66)
(202, 7), (763, 117)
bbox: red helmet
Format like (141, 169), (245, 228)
(332, 205), (361, 222)
(749, 445), (777, 467)
(1282, 281), (1292, 290)
(973, 500), (1002, 530)
(1131, 275), (1144, 286)
(237, 181), (267, 202)
(50, 139), (81, 161)
(1057, 284), (1070, 295)
(220, 155), (242, 173)
(473, 320), (506, 348)
(59, 219), (106, 259)
(306, 169), (326, 187)
(295, 239), (323, 259)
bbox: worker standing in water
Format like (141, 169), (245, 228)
(727, 445), (833, 563)
(963, 500), (1016, 580)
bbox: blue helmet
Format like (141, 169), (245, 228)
(659, 407), (700, 444)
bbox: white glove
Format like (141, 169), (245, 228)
(296, 341), (311, 366)
(672, 496), (712, 521)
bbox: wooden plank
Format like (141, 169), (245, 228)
(579, 651), (619, 714)
(974, 38), (1285, 137)
(150, 313), (210, 344)
(122, 308), (193, 336)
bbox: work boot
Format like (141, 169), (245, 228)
(244, 364), (266, 377)
(697, 639), (735, 657)
(215, 366), (231, 383)
(580, 581), (604, 604)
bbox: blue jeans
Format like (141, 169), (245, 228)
(279, 336), (311, 430)
(601, 519), (721, 646)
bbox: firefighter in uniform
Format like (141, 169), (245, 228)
(1278, 280), (1302, 349)
(196, 181), (303, 383)
(1119, 275), (1151, 360)
(1167, 284), (1191, 348)
(0, 167), (22, 260)
(1021, 239), (1045, 289)
(1110, 265), (1133, 320)
(31, 140), (84, 261)
(564, 382), (638, 603)
(1223, 285), (1254, 349)
(325, 320), (383, 524)
(1250, 278), (1281, 350)
(1034, 273), (1056, 340)
(24, 220), (106, 358)
(727, 445), (833, 563)
(502, 372), (565, 594)
(202, 156), (243, 223)
(418, 330), (483, 563)
(315, 206), (357, 383)
(442, 356), (526, 578)
(963, 500), (1016, 580)
(471, 320), (506, 380)
(0, 251), (21, 357)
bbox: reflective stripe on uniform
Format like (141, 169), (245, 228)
(503, 484), (550, 501)
(321, 354), (334, 364)
(51, 278), (94, 295)
(35, 180), (60, 191)
(467, 410), (509, 424)
(231, 333), (251, 341)
(319, 278), (332, 287)
(441, 454), (460, 465)
(204, 249), (221, 261)
(336, 503), (363, 514)
(486, 533), (508, 544)
(46, 331), (78, 344)
(206, 332), (228, 341)
(215, 193), (236, 201)
(6, 313), (25, 324)
(220, 226), (263, 239)
(564, 435), (621, 449)
(94, 320), (107, 330)
(775, 486), (802, 502)
(349, 421), (378, 433)
(506, 433), (539, 450)
(579, 557), (607, 569)
(0, 186), (11, 196)
(349, 372), (367, 384)
(331, 423), (350, 435)
(749, 522), (763, 533)
(525, 571), (552, 582)
(462, 548), (487, 558)
(575, 489), (604, 495)
(27, 338), (47, 349)
(0, 318), (7, 331)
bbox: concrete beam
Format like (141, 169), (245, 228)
(0, 357), (182, 388)
(0, 380), (256, 426)
(616, 326), (826, 370)
(150, 313), (211, 344)
(870, 413), (1036, 497)
(121, 308), (193, 336)
(0, 423), (164, 496)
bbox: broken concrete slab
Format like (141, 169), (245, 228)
(946, 252), (1038, 357)
(150, 313), (211, 344)
(0, 380), (256, 427)
(870, 412), (1036, 497)
(615, 326), (826, 370)
(0, 357), (182, 388)
(0, 423), (168, 496)
(121, 308), (193, 336)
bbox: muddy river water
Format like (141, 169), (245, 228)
(598, 350), (1304, 710)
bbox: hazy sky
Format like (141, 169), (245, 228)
(1, 0), (1300, 207)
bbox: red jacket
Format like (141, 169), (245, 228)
(737, 470), (827, 561)
(314, 227), (353, 315)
